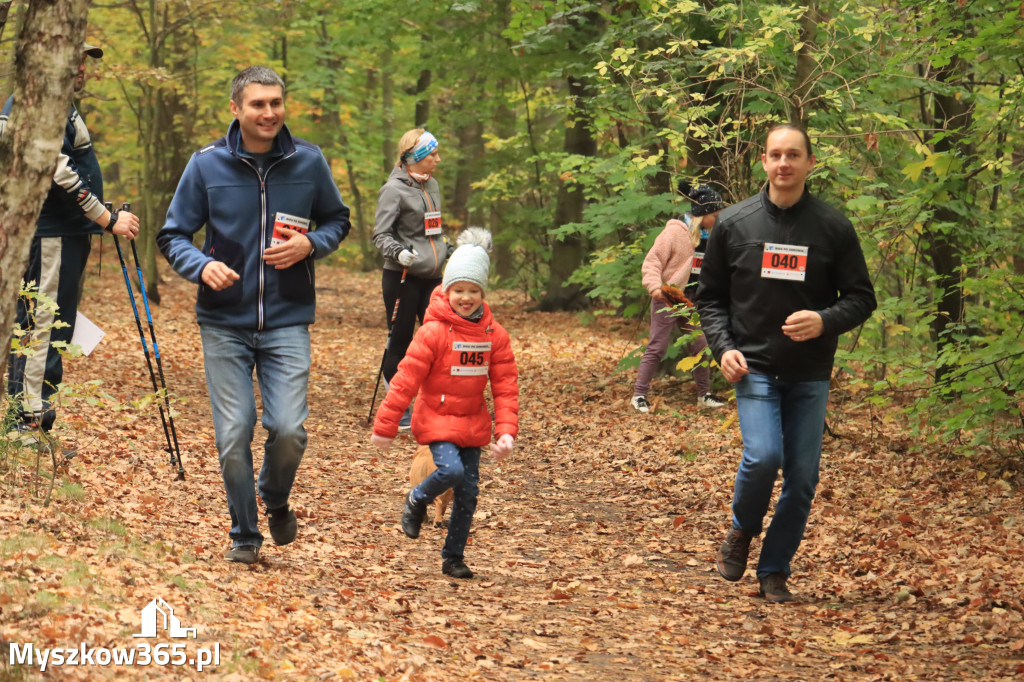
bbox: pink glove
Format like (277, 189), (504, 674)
(490, 434), (515, 461)
(371, 433), (394, 451)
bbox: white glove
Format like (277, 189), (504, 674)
(490, 434), (515, 461)
(397, 249), (415, 267)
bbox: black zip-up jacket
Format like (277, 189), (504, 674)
(696, 186), (876, 382)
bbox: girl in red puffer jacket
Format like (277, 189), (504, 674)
(371, 228), (519, 579)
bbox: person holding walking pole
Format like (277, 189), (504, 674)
(2, 42), (140, 432)
(372, 128), (450, 431)
(157, 66), (351, 565)
(110, 201), (185, 480)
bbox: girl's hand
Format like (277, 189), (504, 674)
(490, 434), (515, 461)
(371, 433), (394, 451)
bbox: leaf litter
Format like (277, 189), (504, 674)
(1, 255), (1022, 680)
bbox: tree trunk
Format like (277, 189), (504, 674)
(381, 40), (395, 174)
(449, 112), (483, 231)
(539, 73), (596, 312)
(414, 33), (432, 128)
(791, 3), (819, 126)
(0, 1), (13, 36)
(925, 52), (973, 385)
(0, 0), (90, 370)
(315, 24), (375, 271)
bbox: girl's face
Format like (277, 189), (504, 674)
(701, 210), (722, 230)
(448, 282), (484, 317)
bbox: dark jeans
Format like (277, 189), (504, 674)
(381, 270), (440, 382)
(410, 441), (481, 560)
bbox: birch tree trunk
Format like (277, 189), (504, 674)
(0, 0), (91, 371)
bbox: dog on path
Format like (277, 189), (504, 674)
(409, 445), (453, 528)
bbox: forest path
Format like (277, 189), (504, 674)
(1, 255), (1022, 681)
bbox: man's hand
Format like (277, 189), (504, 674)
(263, 227), (313, 269)
(371, 433), (394, 451)
(110, 211), (140, 240)
(782, 310), (824, 342)
(490, 434), (514, 461)
(201, 261), (240, 291)
(720, 349), (749, 383)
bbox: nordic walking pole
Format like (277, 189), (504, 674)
(108, 203), (181, 480)
(123, 203), (185, 481)
(367, 263), (409, 424)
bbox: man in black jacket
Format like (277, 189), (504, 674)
(697, 124), (876, 602)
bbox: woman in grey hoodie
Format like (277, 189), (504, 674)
(372, 128), (450, 429)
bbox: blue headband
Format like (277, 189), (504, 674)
(407, 132), (438, 163)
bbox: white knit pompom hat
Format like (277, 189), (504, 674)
(442, 227), (493, 293)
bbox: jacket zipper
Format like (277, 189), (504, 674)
(239, 152), (293, 330)
(420, 183), (441, 276)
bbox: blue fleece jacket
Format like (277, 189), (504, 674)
(157, 120), (350, 330)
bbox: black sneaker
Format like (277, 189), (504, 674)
(401, 491), (426, 539)
(225, 545), (260, 564)
(267, 505), (297, 545)
(759, 573), (796, 603)
(442, 557), (474, 579)
(715, 527), (753, 582)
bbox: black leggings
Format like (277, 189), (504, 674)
(381, 270), (441, 382)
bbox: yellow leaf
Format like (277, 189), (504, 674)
(676, 355), (702, 372)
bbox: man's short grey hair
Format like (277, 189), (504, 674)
(231, 66), (286, 105)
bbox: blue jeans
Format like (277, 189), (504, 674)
(410, 442), (481, 560)
(731, 373), (830, 578)
(200, 324), (310, 548)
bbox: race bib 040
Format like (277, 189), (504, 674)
(761, 243), (808, 281)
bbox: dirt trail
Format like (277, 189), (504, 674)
(1, 257), (1022, 681)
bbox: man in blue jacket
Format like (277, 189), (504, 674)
(698, 124), (876, 602)
(157, 65), (351, 565)
(3, 42), (140, 431)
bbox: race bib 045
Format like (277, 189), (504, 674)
(450, 341), (491, 376)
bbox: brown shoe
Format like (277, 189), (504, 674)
(715, 528), (752, 582)
(759, 573), (796, 603)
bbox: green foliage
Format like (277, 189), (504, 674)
(3, 1), (1021, 457)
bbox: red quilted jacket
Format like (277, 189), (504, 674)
(373, 286), (519, 446)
